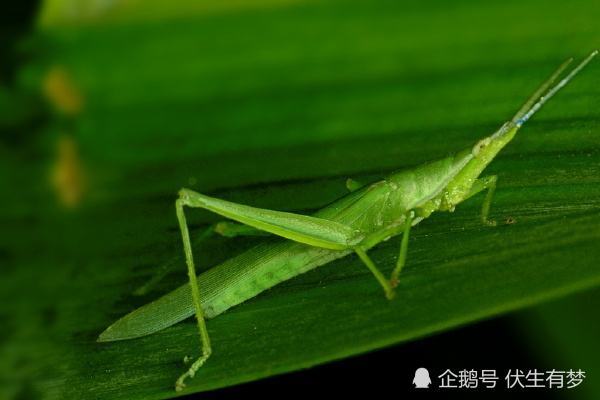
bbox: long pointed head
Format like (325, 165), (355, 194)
(473, 50), (597, 172)
(443, 51), (597, 207)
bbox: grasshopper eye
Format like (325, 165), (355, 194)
(472, 137), (491, 156)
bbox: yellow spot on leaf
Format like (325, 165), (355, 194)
(50, 135), (86, 208)
(43, 66), (84, 116)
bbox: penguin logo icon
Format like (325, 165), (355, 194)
(413, 367), (432, 388)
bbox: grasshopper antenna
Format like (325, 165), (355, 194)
(514, 50), (598, 127)
(511, 57), (573, 123)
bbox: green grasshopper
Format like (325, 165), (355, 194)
(98, 51), (597, 391)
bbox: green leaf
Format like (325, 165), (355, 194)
(2, 0), (599, 399)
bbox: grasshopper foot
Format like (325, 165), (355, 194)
(175, 351), (211, 392)
(385, 287), (397, 300)
(483, 218), (497, 227)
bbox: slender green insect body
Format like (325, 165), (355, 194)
(99, 52), (597, 391)
(97, 154), (474, 342)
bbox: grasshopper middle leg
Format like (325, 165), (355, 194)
(390, 211), (414, 288)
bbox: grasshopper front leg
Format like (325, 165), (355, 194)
(464, 175), (498, 226)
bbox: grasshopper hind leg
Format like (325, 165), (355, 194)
(134, 221), (266, 296)
(174, 197), (212, 392)
(172, 187), (364, 390)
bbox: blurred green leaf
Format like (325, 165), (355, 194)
(2, 0), (599, 399)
